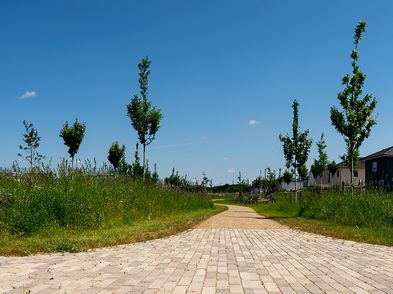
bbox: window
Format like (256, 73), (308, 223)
(372, 161), (377, 172)
(354, 171), (358, 177)
(336, 171), (340, 177)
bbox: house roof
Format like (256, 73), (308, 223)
(337, 158), (365, 169)
(364, 146), (393, 161)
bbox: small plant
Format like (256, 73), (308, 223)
(59, 119), (86, 169)
(165, 168), (184, 187)
(18, 120), (44, 171)
(50, 242), (81, 253)
(151, 163), (159, 183)
(108, 142), (126, 174)
(311, 134), (328, 193)
(200, 172), (210, 190)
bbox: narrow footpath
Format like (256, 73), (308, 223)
(1, 205), (393, 293)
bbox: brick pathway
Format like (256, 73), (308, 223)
(1, 205), (393, 293)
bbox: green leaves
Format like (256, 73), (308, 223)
(59, 119), (86, 165)
(18, 120), (44, 170)
(279, 99), (312, 175)
(127, 56), (163, 180)
(327, 161), (338, 177)
(354, 20), (367, 46)
(311, 134), (328, 179)
(282, 170), (293, 184)
(330, 20), (377, 185)
(108, 142), (126, 171)
(127, 57), (163, 146)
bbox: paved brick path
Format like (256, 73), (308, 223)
(1, 205), (393, 293)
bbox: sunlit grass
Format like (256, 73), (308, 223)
(0, 169), (223, 255)
(215, 191), (393, 246)
(0, 206), (226, 256)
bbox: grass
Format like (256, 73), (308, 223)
(214, 191), (393, 246)
(0, 168), (226, 256)
(0, 205), (226, 256)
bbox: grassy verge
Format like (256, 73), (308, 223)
(0, 205), (226, 256)
(213, 194), (393, 246)
(252, 203), (393, 246)
(0, 170), (228, 256)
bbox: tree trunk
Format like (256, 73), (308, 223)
(294, 160), (298, 203)
(30, 147), (33, 170)
(71, 156), (74, 179)
(320, 177), (323, 195)
(143, 144), (146, 181)
(351, 156), (354, 196)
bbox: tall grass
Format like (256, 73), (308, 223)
(0, 161), (213, 235)
(299, 191), (393, 227)
(270, 190), (393, 228)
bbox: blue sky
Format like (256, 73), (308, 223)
(1, 1), (393, 184)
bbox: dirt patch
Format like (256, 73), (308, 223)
(196, 204), (286, 229)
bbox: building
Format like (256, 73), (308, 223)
(364, 146), (393, 190)
(279, 180), (304, 191)
(307, 159), (365, 188)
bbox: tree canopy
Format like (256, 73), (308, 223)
(59, 119), (86, 168)
(108, 141), (126, 171)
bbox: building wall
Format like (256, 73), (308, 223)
(308, 166), (365, 188)
(331, 167), (365, 187)
(280, 181), (304, 191)
(365, 157), (393, 190)
(308, 171), (330, 188)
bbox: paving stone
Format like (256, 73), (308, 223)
(0, 205), (392, 293)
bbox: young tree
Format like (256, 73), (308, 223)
(327, 160), (339, 185)
(279, 99), (312, 201)
(108, 141), (126, 173)
(299, 165), (309, 181)
(330, 20), (377, 189)
(311, 134), (328, 192)
(265, 168), (278, 187)
(151, 163), (159, 183)
(282, 170), (293, 186)
(201, 172), (210, 189)
(18, 120), (44, 170)
(310, 163), (319, 194)
(127, 57), (163, 180)
(131, 143), (144, 178)
(310, 164), (319, 179)
(59, 119), (86, 169)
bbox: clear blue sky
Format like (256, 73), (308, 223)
(1, 1), (393, 184)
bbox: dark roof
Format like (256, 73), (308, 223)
(364, 146), (393, 161)
(337, 158), (365, 169)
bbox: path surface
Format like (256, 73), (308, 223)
(196, 205), (284, 229)
(1, 205), (393, 293)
